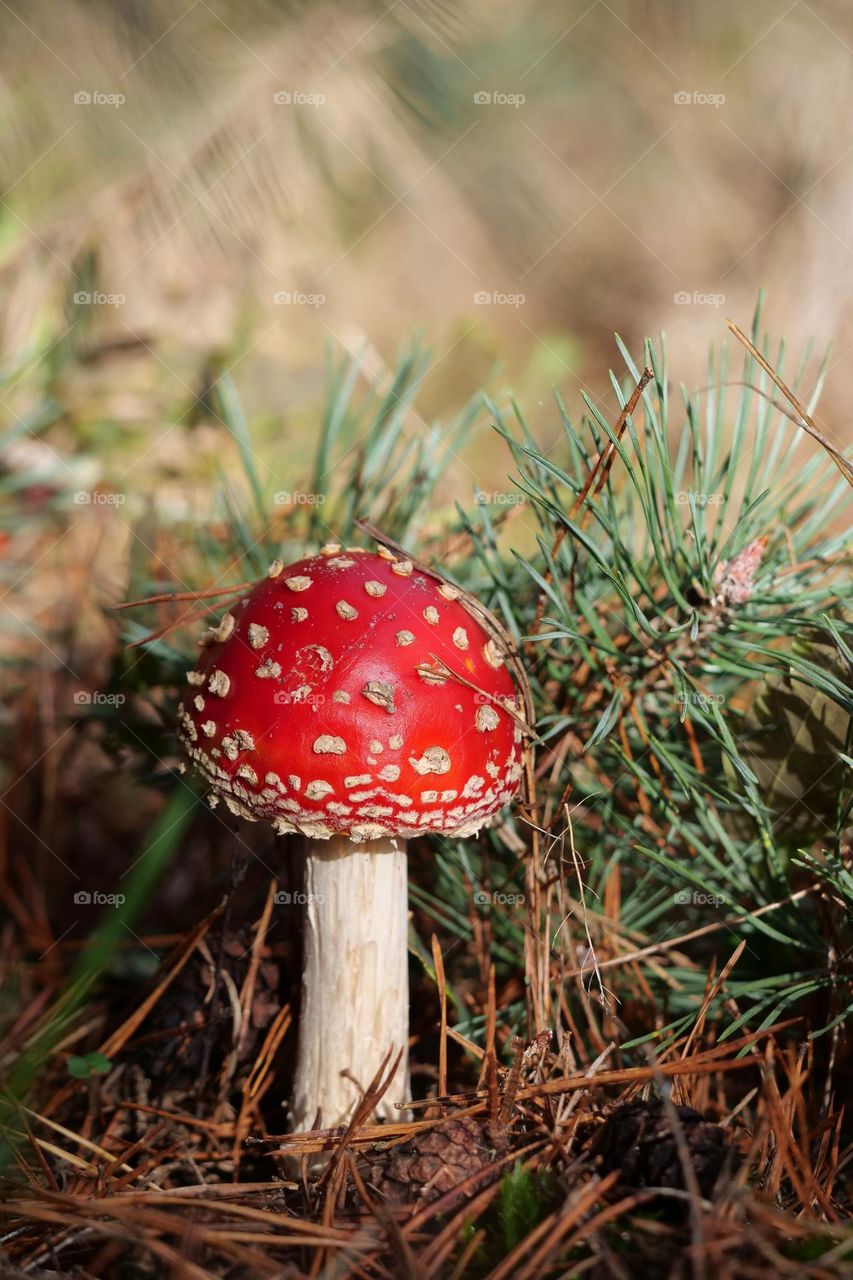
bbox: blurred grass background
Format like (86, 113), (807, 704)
(2, 0), (852, 948)
(4, 0), (853, 460)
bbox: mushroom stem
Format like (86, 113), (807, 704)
(290, 835), (410, 1133)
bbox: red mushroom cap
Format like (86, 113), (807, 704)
(178, 546), (525, 841)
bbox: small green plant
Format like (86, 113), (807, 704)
(66, 1052), (112, 1079)
(498, 1162), (554, 1255)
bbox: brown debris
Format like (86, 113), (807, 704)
(365, 1114), (512, 1205)
(585, 1096), (734, 1204)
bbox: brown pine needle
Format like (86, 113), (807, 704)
(114, 582), (254, 610)
(430, 934), (448, 1103)
(527, 365), (654, 647)
(726, 319), (853, 485)
(126, 600), (226, 648)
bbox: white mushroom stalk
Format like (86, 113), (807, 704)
(290, 835), (409, 1132)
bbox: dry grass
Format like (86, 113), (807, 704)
(0, 884), (849, 1278)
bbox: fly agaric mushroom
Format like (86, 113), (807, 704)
(177, 544), (525, 1131)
